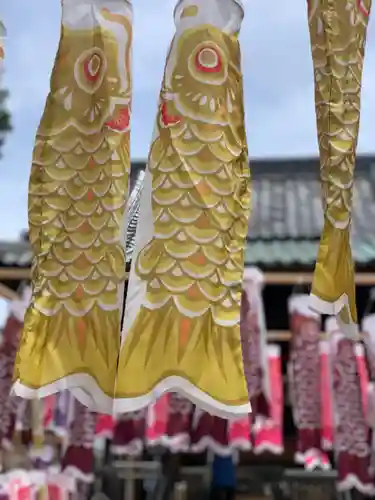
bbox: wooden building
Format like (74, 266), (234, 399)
(1, 156), (375, 499)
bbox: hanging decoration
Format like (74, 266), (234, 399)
(42, 395), (56, 437)
(61, 398), (97, 486)
(0, 469), (76, 500)
(95, 413), (114, 442)
(288, 293), (330, 469)
(111, 408), (147, 457)
(191, 410), (250, 457)
(308, 0), (372, 337)
(319, 339), (334, 452)
(116, 0), (251, 418)
(13, 0), (133, 413)
(148, 393), (194, 454)
(241, 268), (270, 422)
(356, 343), (370, 423)
(47, 391), (74, 443)
(326, 317), (374, 495)
(362, 314), (375, 476)
(252, 345), (283, 455)
(0, 288), (31, 453)
(144, 394), (170, 450)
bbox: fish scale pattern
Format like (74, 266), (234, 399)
(14, 1), (133, 411)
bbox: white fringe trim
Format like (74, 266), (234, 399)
(62, 465), (95, 484)
(113, 376), (251, 419)
(337, 474), (375, 495)
(13, 375), (251, 419)
(310, 294), (359, 340)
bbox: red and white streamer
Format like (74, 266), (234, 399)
(362, 314), (375, 477)
(241, 268), (270, 419)
(95, 413), (114, 440)
(111, 409), (147, 457)
(326, 317), (374, 495)
(320, 339), (334, 452)
(0, 288), (31, 451)
(252, 344), (283, 455)
(288, 294), (330, 469)
(3, 469), (76, 500)
(145, 393), (169, 451)
(61, 399), (97, 484)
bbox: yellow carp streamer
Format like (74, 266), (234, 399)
(308, 0), (371, 337)
(13, 0), (133, 413)
(115, 0), (251, 418)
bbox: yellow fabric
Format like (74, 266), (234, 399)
(116, 0), (251, 413)
(14, 0), (132, 405)
(308, 0), (371, 337)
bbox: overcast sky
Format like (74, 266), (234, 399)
(0, 0), (375, 244)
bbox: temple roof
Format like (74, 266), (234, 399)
(245, 156), (375, 269)
(2, 156), (375, 271)
(126, 156), (375, 270)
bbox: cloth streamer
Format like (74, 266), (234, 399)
(95, 414), (114, 441)
(111, 409), (147, 457)
(308, 0), (372, 337)
(240, 268), (270, 421)
(47, 392), (74, 442)
(288, 293), (330, 469)
(326, 317), (373, 495)
(0, 288), (31, 452)
(362, 314), (375, 477)
(116, 0), (251, 418)
(61, 398), (97, 484)
(320, 339), (334, 452)
(0, 314), (24, 451)
(252, 345), (283, 455)
(13, 0), (133, 413)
